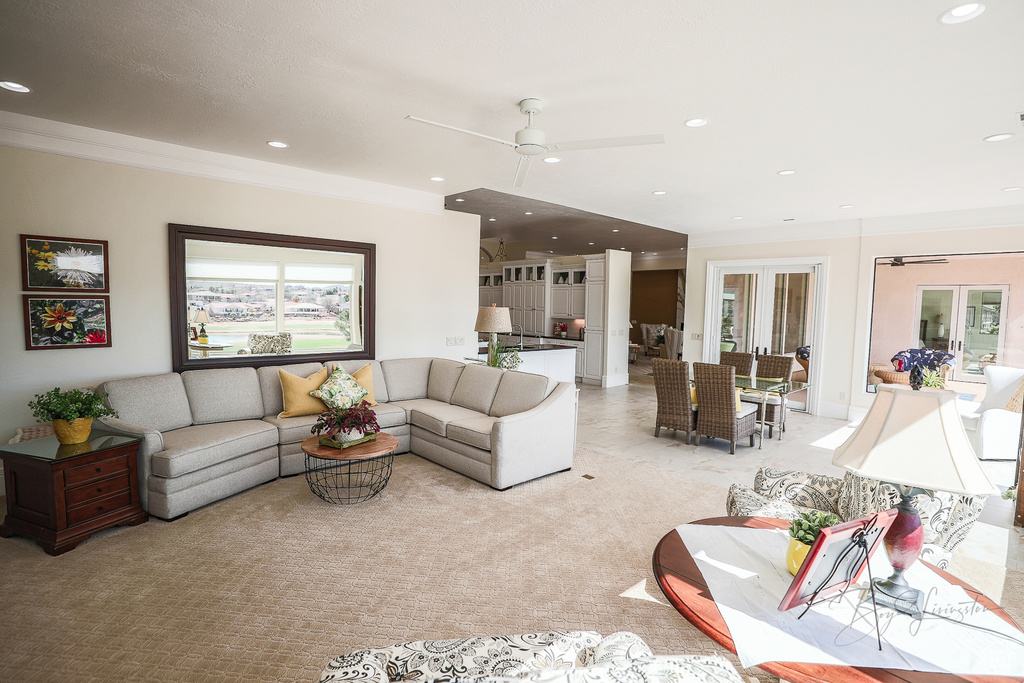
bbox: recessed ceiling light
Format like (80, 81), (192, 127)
(732, 216), (743, 220)
(939, 3), (985, 24)
(777, 169), (796, 176)
(1002, 186), (1022, 192)
(839, 204), (854, 209)
(488, 218), (496, 222)
(543, 157), (560, 163)
(267, 140), (288, 148)
(684, 118), (708, 127)
(454, 198), (465, 202)
(619, 247), (626, 250)
(524, 211), (533, 215)
(0, 81), (30, 93)
(552, 236), (558, 240)
(429, 176), (445, 182)
(983, 133), (1014, 142)
(652, 252), (658, 256)
(549, 250), (554, 253)
(588, 242), (595, 245)
(652, 190), (667, 195)
(612, 229), (620, 233)
(640, 251), (645, 254)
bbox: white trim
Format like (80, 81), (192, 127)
(0, 111), (443, 215)
(602, 372), (629, 388)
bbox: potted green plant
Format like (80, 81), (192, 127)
(786, 510), (840, 575)
(311, 400), (381, 448)
(921, 370), (946, 390)
(485, 337), (523, 371)
(28, 387), (118, 445)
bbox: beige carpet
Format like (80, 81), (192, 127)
(1, 448), (1021, 683)
(0, 448), (776, 682)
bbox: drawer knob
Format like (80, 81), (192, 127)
(97, 506), (104, 512)
(96, 467), (102, 473)
(96, 487), (103, 493)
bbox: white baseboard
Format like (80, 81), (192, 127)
(602, 373), (629, 388)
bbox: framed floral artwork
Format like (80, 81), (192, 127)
(23, 295), (112, 350)
(21, 234), (110, 292)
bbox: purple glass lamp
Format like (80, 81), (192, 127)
(832, 384), (998, 617)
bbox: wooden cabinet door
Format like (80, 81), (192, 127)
(551, 288), (571, 318)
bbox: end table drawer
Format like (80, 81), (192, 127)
(66, 490), (132, 526)
(65, 472), (131, 508)
(64, 455), (128, 487)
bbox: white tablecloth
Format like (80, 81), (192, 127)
(675, 524), (1024, 675)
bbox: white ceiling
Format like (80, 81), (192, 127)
(1, 1), (1022, 241)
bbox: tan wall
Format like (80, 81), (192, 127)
(0, 146), (480, 441)
(684, 223), (1024, 418)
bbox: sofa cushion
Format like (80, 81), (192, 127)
(489, 371), (554, 417)
(262, 413), (320, 445)
(331, 360), (388, 404)
(277, 367), (329, 417)
(406, 400), (483, 437)
(427, 359), (466, 403)
(182, 367), (264, 425)
(99, 372), (192, 433)
(371, 402), (408, 429)
(257, 362), (326, 416)
(311, 366), (368, 409)
(447, 415), (497, 450)
(381, 358), (432, 401)
(152, 420), (279, 478)
(450, 364), (504, 414)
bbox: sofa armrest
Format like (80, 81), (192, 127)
(490, 382), (578, 490)
(975, 408), (1023, 460)
(752, 467), (843, 516)
(97, 416), (164, 512)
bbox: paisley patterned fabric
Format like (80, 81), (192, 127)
(238, 332), (292, 355)
(890, 348), (955, 371)
(320, 632), (743, 683)
(752, 467), (842, 515)
(726, 484), (819, 520)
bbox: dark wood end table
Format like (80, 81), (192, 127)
(0, 433), (148, 555)
(301, 433), (398, 504)
(653, 516), (1022, 683)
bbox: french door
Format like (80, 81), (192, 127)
(915, 285), (1009, 382)
(704, 258), (828, 413)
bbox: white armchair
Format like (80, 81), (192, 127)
(959, 365), (1024, 461)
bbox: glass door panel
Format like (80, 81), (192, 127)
(915, 285), (1008, 381)
(770, 272), (814, 356)
(721, 273), (757, 353)
(962, 288), (1007, 377)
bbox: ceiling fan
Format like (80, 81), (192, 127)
(406, 98), (665, 188)
(883, 256), (950, 266)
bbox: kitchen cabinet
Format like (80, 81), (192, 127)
(551, 267), (586, 319)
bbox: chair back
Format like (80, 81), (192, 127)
(754, 354), (794, 382)
(719, 351), (754, 376)
(694, 362), (736, 416)
(658, 344), (670, 359)
(664, 327), (683, 359)
(979, 365), (1024, 412)
(652, 358), (692, 429)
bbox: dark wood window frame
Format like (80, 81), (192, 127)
(169, 223), (375, 372)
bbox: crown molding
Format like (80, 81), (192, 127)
(0, 111), (443, 215)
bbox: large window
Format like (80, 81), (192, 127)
(170, 224), (374, 372)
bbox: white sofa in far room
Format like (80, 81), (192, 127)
(958, 365), (1024, 461)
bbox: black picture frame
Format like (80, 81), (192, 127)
(21, 234), (110, 292)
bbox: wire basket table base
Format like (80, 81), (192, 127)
(305, 452), (394, 504)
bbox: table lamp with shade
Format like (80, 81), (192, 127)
(475, 305), (512, 366)
(831, 383), (999, 617)
(193, 309), (211, 344)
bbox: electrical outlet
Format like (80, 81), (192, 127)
(839, 391), (846, 401)
(445, 336), (458, 346)
(691, 332), (702, 341)
(455, 336), (464, 345)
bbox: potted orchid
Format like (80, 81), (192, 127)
(311, 400), (380, 448)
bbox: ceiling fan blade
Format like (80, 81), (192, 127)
(513, 155), (532, 188)
(545, 133), (665, 153)
(405, 115), (516, 148)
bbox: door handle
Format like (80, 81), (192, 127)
(958, 340), (962, 351)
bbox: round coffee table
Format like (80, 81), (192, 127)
(301, 433), (398, 504)
(653, 516), (1022, 683)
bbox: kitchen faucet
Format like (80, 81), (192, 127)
(512, 322), (524, 348)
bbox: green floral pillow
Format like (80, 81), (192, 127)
(310, 367), (369, 409)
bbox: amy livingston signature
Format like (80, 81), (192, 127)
(818, 586), (1024, 649)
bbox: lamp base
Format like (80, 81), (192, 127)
(871, 572), (923, 620)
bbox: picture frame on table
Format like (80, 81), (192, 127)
(23, 295), (112, 350)
(21, 234), (110, 292)
(778, 509), (897, 612)
(190, 326), (199, 341)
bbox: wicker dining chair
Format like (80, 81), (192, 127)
(739, 354), (795, 438)
(693, 362), (758, 454)
(653, 358), (695, 443)
(719, 351), (754, 376)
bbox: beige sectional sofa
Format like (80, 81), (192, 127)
(96, 358), (578, 520)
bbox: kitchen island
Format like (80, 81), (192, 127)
(476, 344), (577, 383)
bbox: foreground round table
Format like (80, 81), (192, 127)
(652, 516), (1022, 683)
(301, 433), (398, 504)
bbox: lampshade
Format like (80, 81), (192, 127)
(474, 306), (512, 334)
(193, 309), (212, 324)
(832, 384), (998, 497)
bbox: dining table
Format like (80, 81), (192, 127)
(690, 371), (810, 448)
